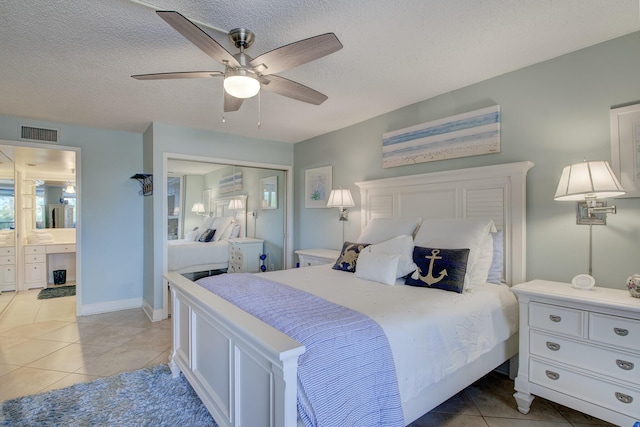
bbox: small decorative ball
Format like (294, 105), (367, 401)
(260, 265), (266, 272)
(260, 254), (267, 260)
(626, 274), (640, 298)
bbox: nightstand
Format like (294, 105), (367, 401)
(228, 238), (264, 273)
(295, 248), (340, 267)
(511, 280), (640, 426)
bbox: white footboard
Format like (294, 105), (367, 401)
(165, 272), (305, 427)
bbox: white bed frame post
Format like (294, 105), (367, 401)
(166, 271), (305, 427)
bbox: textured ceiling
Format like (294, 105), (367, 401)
(1, 0), (638, 143)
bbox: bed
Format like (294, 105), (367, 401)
(167, 196), (247, 274)
(164, 161), (534, 426)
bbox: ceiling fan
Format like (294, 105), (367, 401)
(132, 11), (343, 113)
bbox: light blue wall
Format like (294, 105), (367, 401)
(0, 114), (144, 306)
(147, 122), (294, 309)
(294, 32), (640, 289)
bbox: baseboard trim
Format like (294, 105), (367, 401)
(142, 298), (166, 322)
(78, 297), (142, 316)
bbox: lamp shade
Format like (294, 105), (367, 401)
(65, 184), (75, 194)
(191, 202), (205, 214)
(327, 189), (355, 208)
(554, 160), (625, 201)
(228, 198), (244, 210)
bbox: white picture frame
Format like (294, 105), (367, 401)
(305, 166), (332, 208)
(610, 103), (640, 198)
(261, 176), (278, 210)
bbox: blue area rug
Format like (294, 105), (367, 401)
(0, 364), (218, 426)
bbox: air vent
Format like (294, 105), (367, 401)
(19, 125), (59, 143)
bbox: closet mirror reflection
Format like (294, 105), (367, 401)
(167, 159), (286, 272)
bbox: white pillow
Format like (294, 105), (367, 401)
(355, 249), (401, 286)
(414, 218), (496, 287)
(367, 235), (416, 278)
(184, 230), (198, 241)
(211, 217), (234, 241)
(487, 230), (504, 284)
(357, 217), (421, 244)
(219, 220), (240, 241)
(471, 231), (494, 285)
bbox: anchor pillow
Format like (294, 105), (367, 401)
(405, 246), (470, 293)
(332, 241), (370, 273)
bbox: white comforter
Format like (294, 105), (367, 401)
(167, 239), (229, 271)
(260, 264), (519, 404)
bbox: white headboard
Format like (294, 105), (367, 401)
(213, 195), (247, 238)
(355, 161), (533, 286)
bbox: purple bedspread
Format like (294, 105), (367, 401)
(197, 273), (404, 427)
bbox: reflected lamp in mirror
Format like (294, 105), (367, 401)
(327, 188), (355, 221)
(191, 202), (206, 216)
(228, 198), (244, 218)
(554, 160), (625, 278)
(65, 184), (75, 194)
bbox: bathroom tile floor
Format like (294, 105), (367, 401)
(0, 290), (615, 426)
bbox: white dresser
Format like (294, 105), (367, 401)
(295, 248), (340, 267)
(0, 246), (16, 292)
(228, 238), (264, 273)
(511, 280), (640, 426)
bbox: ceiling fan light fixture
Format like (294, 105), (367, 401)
(223, 70), (260, 99)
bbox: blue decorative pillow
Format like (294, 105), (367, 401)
(405, 246), (470, 293)
(198, 228), (216, 242)
(332, 241), (370, 273)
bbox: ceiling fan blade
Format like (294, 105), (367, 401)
(131, 71), (223, 80)
(250, 33), (342, 76)
(260, 75), (328, 105)
(157, 11), (240, 68)
(224, 92), (244, 112)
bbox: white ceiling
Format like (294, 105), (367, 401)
(2, 1), (638, 144)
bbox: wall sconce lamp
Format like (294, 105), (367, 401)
(554, 160), (625, 279)
(191, 202), (206, 216)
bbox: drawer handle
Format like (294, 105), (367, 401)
(614, 328), (629, 336)
(546, 342), (561, 351)
(615, 392), (633, 404)
(545, 370), (560, 380)
(616, 359), (634, 371)
(549, 315), (562, 323)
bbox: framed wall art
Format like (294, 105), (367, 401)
(305, 166), (332, 208)
(610, 103), (640, 198)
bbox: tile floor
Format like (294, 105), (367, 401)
(0, 290), (615, 426)
(0, 290), (170, 402)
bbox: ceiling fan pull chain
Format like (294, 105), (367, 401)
(257, 91), (261, 129)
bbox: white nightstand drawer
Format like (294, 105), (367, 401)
(0, 255), (15, 265)
(530, 302), (584, 338)
(24, 245), (46, 255)
(590, 313), (640, 352)
(530, 358), (640, 419)
(0, 246), (15, 256)
(25, 254), (46, 264)
(530, 330), (640, 383)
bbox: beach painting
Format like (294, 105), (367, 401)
(382, 105), (501, 168)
